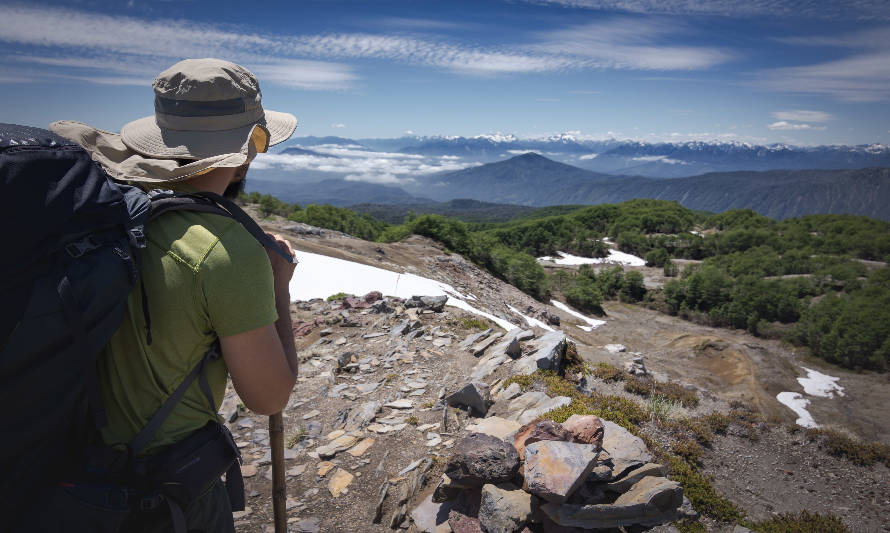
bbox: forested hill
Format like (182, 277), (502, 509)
(409, 154), (890, 220)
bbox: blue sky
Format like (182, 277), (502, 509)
(1, 0), (889, 146)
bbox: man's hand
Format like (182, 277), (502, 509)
(264, 233), (297, 290)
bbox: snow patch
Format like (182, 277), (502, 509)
(539, 250), (645, 267)
(551, 300), (605, 330)
(798, 367), (844, 398)
(776, 392), (818, 428)
(289, 249), (516, 331)
(506, 305), (554, 332)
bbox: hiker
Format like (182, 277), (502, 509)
(48, 58), (300, 532)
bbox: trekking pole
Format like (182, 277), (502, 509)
(269, 412), (287, 533)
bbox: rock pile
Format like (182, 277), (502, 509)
(426, 415), (683, 532)
(623, 354), (647, 376)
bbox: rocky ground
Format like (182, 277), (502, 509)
(218, 215), (890, 532)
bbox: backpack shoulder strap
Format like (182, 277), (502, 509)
(147, 191), (295, 263)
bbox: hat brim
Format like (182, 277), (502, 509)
(120, 109), (297, 160)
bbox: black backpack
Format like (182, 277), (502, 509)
(0, 124), (290, 532)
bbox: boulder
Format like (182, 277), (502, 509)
(513, 331), (566, 374)
(405, 295), (448, 312)
(465, 417), (522, 441)
(513, 420), (573, 461)
(470, 354), (509, 381)
(561, 415), (604, 449)
(494, 382), (522, 402)
(540, 476), (683, 529)
(445, 433), (520, 488)
(445, 382), (491, 416)
(479, 483), (537, 533)
(489, 328), (534, 357)
(523, 441), (599, 504)
(390, 320), (412, 337)
(601, 420), (652, 463)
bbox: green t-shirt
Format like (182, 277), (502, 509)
(98, 209), (277, 455)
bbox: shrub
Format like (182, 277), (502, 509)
(665, 455), (744, 523)
(326, 292), (348, 301)
(750, 510), (849, 533)
(804, 427), (890, 467)
(591, 362), (626, 382)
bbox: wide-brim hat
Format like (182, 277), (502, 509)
(51, 58), (297, 183)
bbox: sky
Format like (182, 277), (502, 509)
(1, 0), (889, 146)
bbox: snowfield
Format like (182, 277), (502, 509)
(798, 367), (845, 398)
(539, 250), (646, 267)
(289, 249), (516, 331)
(550, 300), (605, 331)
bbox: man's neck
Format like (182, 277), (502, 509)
(182, 167), (236, 195)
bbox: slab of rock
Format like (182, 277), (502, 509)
(328, 468), (354, 497)
(602, 463), (667, 493)
(385, 398), (415, 409)
(445, 433), (520, 488)
(448, 512), (484, 533)
(507, 391), (572, 425)
(523, 441), (599, 504)
(513, 419), (573, 461)
(347, 437), (376, 457)
(316, 461), (336, 477)
(604, 344), (626, 353)
(540, 476), (682, 529)
(465, 417), (521, 441)
(445, 382), (491, 416)
(610, 458), (644, 480)
(317, 433), (361, 459)
(469, 332), (504, 356)
(390, 320), (412, 337)
(562, 415), (605, 449)
(479, 483), (537, 533)
(494, 382), (522, 402)
(410, 493), (460, 533)
(601, 420), (652, 463)
(470, 354), (508, 381)
(460, 329), (492, 349)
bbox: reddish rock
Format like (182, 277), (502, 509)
(562, 415), (605, 449)
(523, 441), (599, 504)
(363, 291), (383, 303)
(448, 511), (484, 533)
(513, 419), (572, 461)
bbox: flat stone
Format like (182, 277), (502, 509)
(470, 332), (504, 356)
(355, 382), (380, 394)
(507, 391), (572, 425)
(541, 476), (682, 529)
(445, 433), (520, 488)
(319, 328), (333, 337)
(470, 354), (508, 381)
(432, 338), (452, 347)
(445, 382), (491, 416)
(385, 399), (414, 409)
(302, 410), (320, 420)
(240, 464), (258, 478)
(317, 433), (361, 459)
(610, 458), (644, 480)
(524, 441), (599, 504)
(479, 483), (536, 533)
(513, 419), (573, 461)
(343, 401), (381, 430)
(326, 430), (346, 440)
(494, 382), (522, 402)
(347, 437), (376, 457)
(328, 468), (354, 497)
(410, 493), (460, 533)
(604, 344), (626, 353)
(287, 464), (307, 477)
(603, 463), (667, 493)
(465, 417), (521, 441)
(562, 415), (605, 449)
(601, 420), (652, 463)
(460, 328), (493, 348)
(291, 518), (321, 533)
(316, 461), (336, 477)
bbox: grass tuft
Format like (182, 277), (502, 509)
(749, 510), (850, 533)
(804, 427), (890, 467)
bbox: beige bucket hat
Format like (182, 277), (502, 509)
(50, 58), (297, 183)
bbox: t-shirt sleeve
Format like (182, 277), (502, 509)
(200, 223), (278, 337)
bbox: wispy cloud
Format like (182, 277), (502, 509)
(771, 110), (833, 122)
(0, 3), (732, 90)
(754, 50), (890, 102)
(252, 144), (478, 184)
(523, 0), (890, 20)
(533, 18), (731, 70)
(767, 121), (827, 131)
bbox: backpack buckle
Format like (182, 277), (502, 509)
(65, 236), (99, 257)
(128, 227), (146, 249)
(138, 492), (165, 511)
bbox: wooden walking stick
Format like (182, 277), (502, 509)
(269, 412), (287, 533)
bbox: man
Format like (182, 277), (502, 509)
(52, 58), (300, 532)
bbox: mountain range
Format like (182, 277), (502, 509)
(249, 152), (890, 221)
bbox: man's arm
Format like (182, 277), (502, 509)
(221, 234), (298, 416)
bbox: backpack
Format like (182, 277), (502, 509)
(0, 124), (291, 532)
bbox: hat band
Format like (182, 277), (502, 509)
(155, 96), (246, 117)
(154, 106), (266, 132)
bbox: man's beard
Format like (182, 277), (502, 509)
(223, 177), (246, 200)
